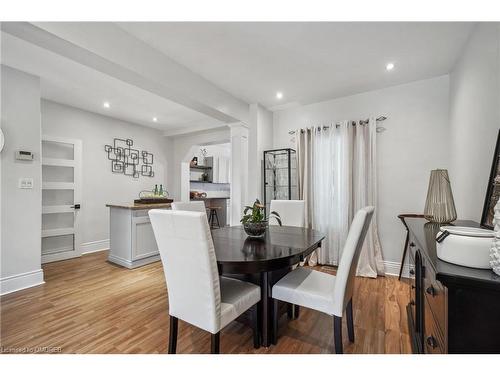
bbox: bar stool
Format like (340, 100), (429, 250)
(207, 206), (221, 229)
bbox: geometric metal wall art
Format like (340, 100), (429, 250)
(104, 138), (154, 178)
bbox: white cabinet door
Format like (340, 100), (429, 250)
(131, 216), (159, 260)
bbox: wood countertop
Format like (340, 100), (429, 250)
(190, 196), (230, 201)
(106, 203), (171, 210)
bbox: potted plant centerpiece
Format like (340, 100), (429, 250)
(240, 199), (282, 237)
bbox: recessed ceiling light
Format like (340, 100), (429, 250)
(103, 101), (110, 108)
(276, 92), (283, 100)
(386, 63), (395, 71)
(153, 117), (158, 122)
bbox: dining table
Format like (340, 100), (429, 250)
(212, 225), (325, 347)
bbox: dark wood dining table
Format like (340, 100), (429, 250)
(212, 225), (325, 347)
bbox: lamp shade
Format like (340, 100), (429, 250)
(424, 169), (457, 223)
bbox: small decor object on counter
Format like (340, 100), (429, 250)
(481, 130), (500, 229)
(490, 199), (500, 276)
(424, 169), (457, 223)
(190, 157), (198, 167)
(135, 186), (172, 204)
(190, 190), (207, 199)
(241, 199), (282, 238)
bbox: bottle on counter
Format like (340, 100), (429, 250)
(159, 184), (164, 197)
(154, 184), (158, 196)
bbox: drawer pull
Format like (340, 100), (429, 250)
(426, 286), (436, 296)
(409, 242), (415, 248)
(426, 335), (438, 349)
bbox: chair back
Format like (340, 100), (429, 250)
(269, 200), (305, 227)
(148, 209), (221, 333)
(332, 206), (374, 316)
(171, 201), (206, 212)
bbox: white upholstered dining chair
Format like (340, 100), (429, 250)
(269, 199), (306, 318)
(149, 209), (261, 354)
(171, 200), (206, 212)
(269, 200), (305, 227)
(271, 206), (375, 353)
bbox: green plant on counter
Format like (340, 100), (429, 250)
(240, 199), (282, 226)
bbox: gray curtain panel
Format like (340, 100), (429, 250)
(295, 118), (384, 277)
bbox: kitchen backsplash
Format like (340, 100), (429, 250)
(190, 181), (230, 194)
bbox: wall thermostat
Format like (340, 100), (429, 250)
(15, 150), (34, 161)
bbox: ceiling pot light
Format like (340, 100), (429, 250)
(153, 117), (158, 122)
(276, 92), (283, 100)
(386, 63), (395, 71)
(103, 101), (110, 108)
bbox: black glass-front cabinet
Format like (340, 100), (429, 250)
(263, 148), (298, 213)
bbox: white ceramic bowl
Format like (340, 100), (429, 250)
(436, 226), (494, 269)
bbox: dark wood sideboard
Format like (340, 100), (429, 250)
(404, 217), (500, 353)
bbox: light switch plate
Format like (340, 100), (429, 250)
(19, 178), (34, 189)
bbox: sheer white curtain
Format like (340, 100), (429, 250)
(295, 118), (384, 277)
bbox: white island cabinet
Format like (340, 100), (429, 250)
(106, 203), (170, 268)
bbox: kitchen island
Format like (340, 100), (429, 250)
(106, 203), (170, 268)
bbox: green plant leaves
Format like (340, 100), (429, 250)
(240, 199), (282, 226)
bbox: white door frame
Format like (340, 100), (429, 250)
(41, 135), (82, 263)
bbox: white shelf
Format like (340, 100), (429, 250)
(42, 157), (75, 167)
(42, 205), (74, 214)
(42, 227), (74, 238)
(42, 182), (75, 190)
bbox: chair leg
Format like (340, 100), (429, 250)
(294, 304), (300, 318)
(214, 209), (220, 228)
(346, 299), (355, 343)
(252, 304), (260, 349)
(168, 315), (178, 354)
(333, 315), (343, 354)
(211, 332), (220, 354)
(287, 303), (300, 320)
(272, 299), (279, 345)
(208, 210), (215, 228)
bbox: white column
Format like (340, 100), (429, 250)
(248, 104), (259, 203)
(248, 104), (274, 203)
(229, 123), (249, 226)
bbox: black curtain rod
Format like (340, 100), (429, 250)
(288, 115), (387, 135)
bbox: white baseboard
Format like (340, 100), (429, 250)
(0, 269), (45, 296)
(108, 253), (160, 269)
(81, 239), (109, 255)
(384, 260), (409, 278)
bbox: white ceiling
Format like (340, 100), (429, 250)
(2, 22), (475, 132)
(118, 22), (475, 109)
(0, 32), (214, 131)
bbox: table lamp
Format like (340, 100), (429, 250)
(424, 169), (457, 223)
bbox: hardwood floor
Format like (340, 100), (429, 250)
(0, 251), (411, 354)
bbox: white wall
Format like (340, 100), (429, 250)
(41, 100), (169, 250)
(449, 23), (500, 221)
(169, 126), (230, 200)
(1, 65), (44, 294)
(248, 103), (273, 203)
(273, 75), (451, 266)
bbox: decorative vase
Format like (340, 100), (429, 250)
(243, 221), (268, 238)
(490, 199), (500, 276)
(424, 169), (457, 223)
